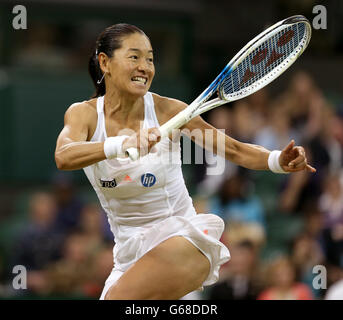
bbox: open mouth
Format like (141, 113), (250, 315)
(131, 76), (147, 85)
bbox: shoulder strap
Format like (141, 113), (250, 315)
(143, 92), (160, 128)
(90, 95), (106, 141)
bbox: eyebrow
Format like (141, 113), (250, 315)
(128, 48), (153, 53)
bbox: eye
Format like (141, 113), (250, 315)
(147, 57), (154, 63)
(129, 55), (138, 60)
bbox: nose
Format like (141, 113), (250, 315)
(137, 59), (152, 73)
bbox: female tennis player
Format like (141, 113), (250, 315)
(55, 23), (316, 300)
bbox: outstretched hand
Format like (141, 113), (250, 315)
(279, 140), (316, 173)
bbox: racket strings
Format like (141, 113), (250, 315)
(221, 22), (307, 98)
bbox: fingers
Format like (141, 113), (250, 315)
(148, 128), (161, 143)
(282, 140), (295, 154)
(287, 146), (305, 168)
(306, 164), (317, 173)
(284, 164), (307, 173)
(124, 128), (161, 157)
(284, 164), (316, 173)
(280, 143), (317, 173)
(284, 155), (316, 174)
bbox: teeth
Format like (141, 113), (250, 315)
(132, 77), (147, 84)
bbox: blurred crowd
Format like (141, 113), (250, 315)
(195, 70), (343, 300)
(0, 174), (114, 299)
(0, 71), (343, 300)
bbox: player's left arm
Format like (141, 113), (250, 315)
(162, 98), (315, 173)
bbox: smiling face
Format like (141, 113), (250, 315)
(100, 32), (155, 97)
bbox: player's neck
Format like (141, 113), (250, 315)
(104, 89), (144, 119)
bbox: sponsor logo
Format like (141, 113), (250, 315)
(100, 178), (117, 188)
(123, 175), (132, 182)
(141, 173), (156, 187)
(118, 175), (133, 186)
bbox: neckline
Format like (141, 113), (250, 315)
(101, 94), (148, 140)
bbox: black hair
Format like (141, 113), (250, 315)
(88, 23), (148, 98)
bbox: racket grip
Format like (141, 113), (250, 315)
(159, 110), (188, 137)
(126, 147), (140, 161)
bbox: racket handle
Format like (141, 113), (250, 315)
(159, 110), (188, 137)
(126, 147), (140, 161)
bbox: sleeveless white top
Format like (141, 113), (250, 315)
(83, 92), (230, 287)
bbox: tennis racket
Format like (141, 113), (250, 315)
(126, 15), (312, 161)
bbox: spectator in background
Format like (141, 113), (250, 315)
(9, 192), (64, 297)
(278, 145), (322, 215)
(77, 203), (112, 255)
(39, 205), (114, 298)
(219, 221), (266, 278)
(254, 100), (299, 151)
(280, 72), (339, 196)
(82, 245), (115, 299)
(26, 231), (112, 298)
(209, 169), (266, 233)
(11, 192), (63, 271)
(44, 232), (93, 297)
(277, 71), (323, 140)
(246, 88), (270, 126)
(319, 172), (343, 267)
(275, 72), (339, 215)
(279, 170), (311, 214)
(291, 233), (325, 298)
(320, 108), (343, 174)
(196, 106), (238, 197)
(51, 171), (84, 235)
(209, 240), (262, 300)
(231, 100), (260, 143)
(258, 256), (313, 300)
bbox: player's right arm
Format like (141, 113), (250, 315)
(55, 102), (106, 171)
(55, 102), (161, 170)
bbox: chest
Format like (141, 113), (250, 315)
(105, 117), (143, 137)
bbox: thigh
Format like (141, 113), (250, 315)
(105, 236), (210, 300)
(100, 270), (124, 300)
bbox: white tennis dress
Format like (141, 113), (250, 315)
(83, 92), (230, 299)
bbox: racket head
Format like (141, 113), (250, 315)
(218, 15), (312, 101)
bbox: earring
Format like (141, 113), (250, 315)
(97, 72), (106, 85)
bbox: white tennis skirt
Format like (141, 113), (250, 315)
(99, 213), (230, 300)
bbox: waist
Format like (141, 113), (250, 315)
(111, 181), (195, 222)
(113, 202), (197, 244)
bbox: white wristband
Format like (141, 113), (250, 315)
(268, 150), (288, 174)
(104, 136), (129, 159)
